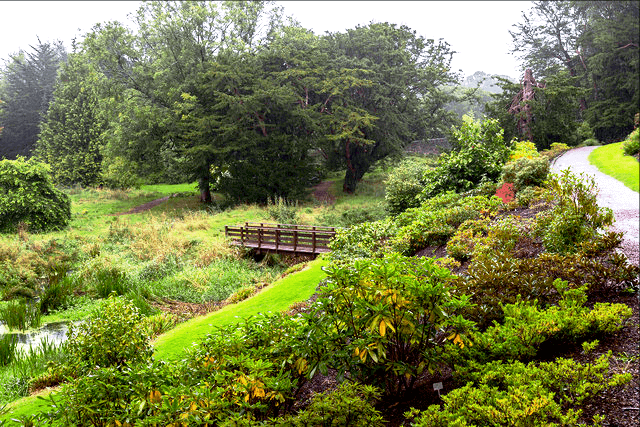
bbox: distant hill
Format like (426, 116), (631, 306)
(462, 71), (515, 94)
(442, 71), (517, 120)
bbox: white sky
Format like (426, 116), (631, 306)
(1, 1), (532, 80)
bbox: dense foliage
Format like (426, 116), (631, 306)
(421, 116), (509, 199)
(68, 1), (460, 202)
(0, 1), (638, 424)
(0, 157), (71, 232)
(485, 72), (588, 150)
(509, 1), (639, 143)
(384, 116), (509, 216)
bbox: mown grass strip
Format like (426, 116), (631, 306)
(589, 142), (639, 192)
(152, 256), (329, 361)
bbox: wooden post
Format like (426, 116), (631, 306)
(312, 226), (317, 254)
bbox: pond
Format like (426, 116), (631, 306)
(0, 321), (72, 353)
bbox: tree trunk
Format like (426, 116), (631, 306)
(342, 145), (371, 193)
(343, 168), (359, 193)
(198, 176), (212, 203)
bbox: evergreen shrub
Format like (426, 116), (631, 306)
(0, 157), (71, 232)
(500, 156), (549, 191)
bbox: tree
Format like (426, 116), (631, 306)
(34, 50), (109, 186)
(510, 2), (585, 80)
(0, 40), (66, 159)
(510, 1), (639, 142)
(83, 1), (289, 202)
(575, 1), (639, 141)
(319, 23), (458, 193)
(486, 71), (586, 149)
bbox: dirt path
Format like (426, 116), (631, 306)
(311, 181), (336, 205)
(551, 146), (639, 266)
(111, 195), (171, 216)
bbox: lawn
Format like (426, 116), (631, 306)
(589, 142), (639, 192)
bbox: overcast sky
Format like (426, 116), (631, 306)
(1, 1), (532, 80)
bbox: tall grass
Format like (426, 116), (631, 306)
(0, 336), (65, 405)
(94, 269), (129, 298)
(267, 196), (299, 224)
(0, 301), (41, 331)
(0, 335), (17, 367)
(148, 258), (284, 303)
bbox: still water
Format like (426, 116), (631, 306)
(0, 321), (71, 353)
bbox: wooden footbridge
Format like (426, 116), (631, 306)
(225, 222), (337, 255)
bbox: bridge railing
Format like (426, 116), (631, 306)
(224, 222), (338, 254)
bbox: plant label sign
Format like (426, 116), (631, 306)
(433, 382), (443, 397)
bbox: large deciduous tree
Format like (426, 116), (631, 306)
(319, 23), (458, 193)
(84, 0), (291, 202)
(0, 40), (66, 159)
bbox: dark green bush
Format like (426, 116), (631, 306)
(311, 254), (473, 396)
(454, 232), (638, 329)
(466, 283), (632, 362)
(537, 170), (614, 254)
(101, 156), (142, 190)
(275, 383), (384, 427)
(329, 219), (397, 260)
(500, 156), (550, 191)
(392, 193), (503, 255)
(0, 157), (71, 233)
(410, 350), (629, 426)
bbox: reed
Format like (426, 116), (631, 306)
(0, 335), (17, 367)
(0, 300), (41, 331)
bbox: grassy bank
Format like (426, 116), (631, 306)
(589, 142), (639, 192)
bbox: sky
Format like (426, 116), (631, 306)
(0, 1), (532, 80)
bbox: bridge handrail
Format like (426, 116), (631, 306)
(224, 223), (338, 254)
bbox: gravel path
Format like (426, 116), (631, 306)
(551, 146), (639, 266)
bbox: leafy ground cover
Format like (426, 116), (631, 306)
(589, 142), (640, 192)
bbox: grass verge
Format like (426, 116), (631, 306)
(2, 257), (329, 420)
(152, 256), (329, 361)
(589, 142), (639, 192)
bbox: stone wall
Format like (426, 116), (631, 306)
(404, 138), (451, 155)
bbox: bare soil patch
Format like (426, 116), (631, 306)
(311, 181), (336, 205)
